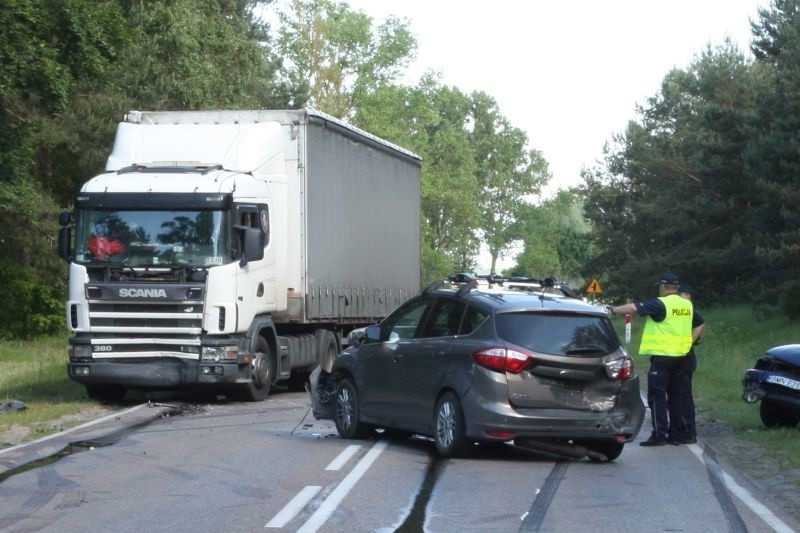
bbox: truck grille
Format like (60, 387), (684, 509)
(86, 282), (204, 335)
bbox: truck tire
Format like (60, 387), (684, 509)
(315, 329), (339, 373)
(86, 384), (126, 404)
(240, 336), (274, 402)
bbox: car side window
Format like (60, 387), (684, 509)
(462, 305), (488, 335)
(382, 299), (430, 340)
(420, 298), (466, 338)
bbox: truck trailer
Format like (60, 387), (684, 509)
(58, 109), (421, 402)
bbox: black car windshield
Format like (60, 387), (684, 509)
(73, 209), (230, 267)
(495, 312), (620, 356)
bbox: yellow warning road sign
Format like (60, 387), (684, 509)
(586, 278), (603, 294)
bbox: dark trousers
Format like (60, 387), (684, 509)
(647, 355), (691, 440)
(669, 351), (697, 439)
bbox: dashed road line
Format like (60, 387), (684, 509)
(325, 444), (362, 471)
(265, 486), (322, 528)
(297, 440), (388, 533)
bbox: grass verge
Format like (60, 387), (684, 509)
(0, 335), (95, 444)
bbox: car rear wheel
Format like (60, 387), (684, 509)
(434, 391), (471, 458)
(334, 378), (371, 439)
(586, 440), (625, 462)
(760, 399), (800, 428)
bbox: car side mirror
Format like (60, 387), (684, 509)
(365, 325), (382, 343)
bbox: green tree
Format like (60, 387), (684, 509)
(581, 40), (761, 302)
(0, 0), (128, 338)
(747, 0), (800, 303)
(509, 190), (593, 286)
(275, 0), (415, 117)
(470, 93), (550, 275)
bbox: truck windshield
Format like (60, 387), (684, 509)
(73, 209), (230, 267)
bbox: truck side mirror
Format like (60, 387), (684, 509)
(58, 227), (72, 261)
(58, 210), (73, 260)
(239, 227), (264, 267)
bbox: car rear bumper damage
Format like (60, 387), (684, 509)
(461, 375), (645, 442)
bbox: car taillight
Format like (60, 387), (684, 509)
(473, 347), (533, 374)
(605, 356), (634, 380)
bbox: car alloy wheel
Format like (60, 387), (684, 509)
(434, 392), (470, 457)
(334, 378), (370, 439)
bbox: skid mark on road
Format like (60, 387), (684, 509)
(518, 461), (568, 532)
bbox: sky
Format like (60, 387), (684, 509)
(344, 0), (769, 195)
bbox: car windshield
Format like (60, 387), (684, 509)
(73, 209), (230, 267)
(495, 312), (620, 356)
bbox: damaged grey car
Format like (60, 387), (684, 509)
(309, 276), (645, 461)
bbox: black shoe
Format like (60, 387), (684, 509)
(677, 436), (697, 444)
(639, 436), (668, 447)
(667, 438), (681, 446)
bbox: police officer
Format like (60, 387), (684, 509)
(668, 284), (706, 444)
(611, 273), (694, 446)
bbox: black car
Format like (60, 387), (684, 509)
(309, 277), (645, 461)
(742, 344), (800, 428)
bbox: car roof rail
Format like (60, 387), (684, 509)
(423, 279), (445, 294)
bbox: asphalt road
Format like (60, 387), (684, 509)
(0, 391), (797, 533)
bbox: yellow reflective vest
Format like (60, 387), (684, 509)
(638, 293), (694, 356)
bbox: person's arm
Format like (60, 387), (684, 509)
(692, 323), (705, 344)
(611, 303), (638, 316)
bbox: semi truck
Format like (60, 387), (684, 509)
(57, 109), (421, 402)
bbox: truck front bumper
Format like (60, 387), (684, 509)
(68, 359), (250, 389)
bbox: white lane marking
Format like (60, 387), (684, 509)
(641, 392), (794, 532)
(297, 440), (389, 533)
(687, 444), (794, 533)
(265, 486), (321, 528)
(326, 444), (362, 471)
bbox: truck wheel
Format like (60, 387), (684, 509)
(316, 329), (339, 373)
(241, 336), (274, 402)
(334, 378), (371, 439)
(434, 391), (471, 457)
(86, 384), (126, 403)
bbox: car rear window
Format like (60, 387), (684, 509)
(495, 312), (620, 356)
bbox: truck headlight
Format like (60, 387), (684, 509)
(201, 346), (239, 362)
(69, 344), (93, 360)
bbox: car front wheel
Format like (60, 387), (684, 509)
(434, 391), (471, 457)
(334, 378), (371, 439)
(760, 399), (800, 428)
